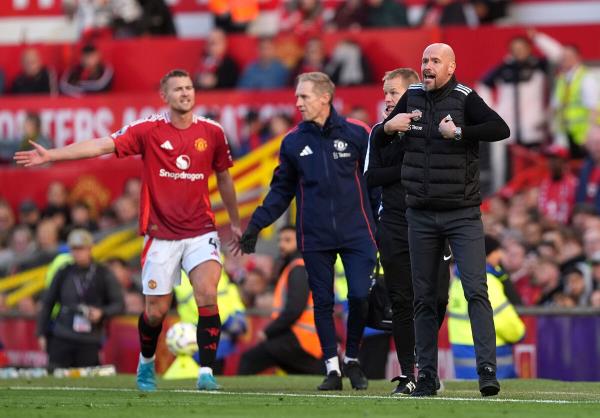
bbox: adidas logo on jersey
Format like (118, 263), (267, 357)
(300, 146), (313, 156)
(160, 140), (174, 150)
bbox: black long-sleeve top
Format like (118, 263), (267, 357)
(37, 262), (124, 344)
(365, 122), (407, 221)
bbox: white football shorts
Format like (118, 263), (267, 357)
(141, 231), (221, 295)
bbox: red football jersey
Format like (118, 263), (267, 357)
(111, 113), (233, 240)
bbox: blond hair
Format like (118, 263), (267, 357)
(382, 68), (420, 86)
(160, 69), (191, 92)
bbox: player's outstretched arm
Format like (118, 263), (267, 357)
(14, 137), (116, 167)
(215, 169), (242, 255)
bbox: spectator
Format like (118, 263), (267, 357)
(325, 40), (371, 86)
(69, 201), (98, 233)
(60, 44), (114, 97)
(0, 200), (15, 249)
(328, 0), (366, 31)
(137, 0), (176, 36)
(123, 177), (142, 207)
(420, 0), (478, 27)
(537, 145), (577, 225)
(238, 109), (265, 156)
(238, 37), (289, 90)
(105, 257), (144, 314)
(36, 229), (124, 370)
(18, 112), (53, 152)
(533, 30), (599, 158)
(562, 265), (591, 306)
(471, 0), (509, 24)
(478, 35), (551, 189)
(209, 0), (259, 33)
(534, 259), (563, 306)
(0, 225), (36, 276)
(575, 126), (600, 213)
(194, 29), (239, 90)
(365, 0), (408, 28)
(264, 113), (293, 139)
(34, 219), (60, 261)
(18, 200), (41, 231)
(42, 181), (71, 235)
(238, 225), (322, 375)
(10, 48), (57, 95)
(240, 267), (270, 309)
(590, 289), (600, 307)
(112, 195), (138, 225)
(98, 207), (119, 231)
(292, 38), (327, 81)
(346, 105), (371, 126)
(280, 0), (324, 37)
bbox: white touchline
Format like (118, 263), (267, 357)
(5, 386), (600, 405)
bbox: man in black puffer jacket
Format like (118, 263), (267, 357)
(373, 43), (510, 398)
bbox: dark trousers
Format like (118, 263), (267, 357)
(47, 336), (100, 370)
(406, 206), (496, 377)
(237, 330), (323, 375)
(303, 241), (377, 360)
(378, 218), (450, 377)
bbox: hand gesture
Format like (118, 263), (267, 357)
(14, 141), (51, 167)
(228, 224), (243, 256)
(239, 224), (260, 254)
(384, 113), (414, 134)
(438, 114), (457, 139)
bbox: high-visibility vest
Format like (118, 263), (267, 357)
(448, 265), (525, 379)
(208, 0), (259, 24)
(272, 258), (321, 359)
(554, 66), (592, 145)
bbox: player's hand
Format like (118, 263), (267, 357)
(228, 224), (243, 256)
(13, 141), (51, 167)
(239, 224), (260, 254)
(438, 115), (457, 139)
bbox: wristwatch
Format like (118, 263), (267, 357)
(454, 126), (462, 141)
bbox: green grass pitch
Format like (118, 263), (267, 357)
(1, 375), (600, 418)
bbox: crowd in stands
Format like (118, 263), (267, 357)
(0, 178), (145, 315)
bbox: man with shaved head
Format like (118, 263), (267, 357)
(373, 43), (510, 397)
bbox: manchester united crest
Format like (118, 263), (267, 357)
(148, 280), (157, 290)
(195, 138), (208, 152)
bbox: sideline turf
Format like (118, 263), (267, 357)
(1, 375), (599, 418)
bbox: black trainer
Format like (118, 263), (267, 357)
(317, 371), (342, 391)
(343, 361), (368, 390)
(410, 372), (437, 397)
(390, 375), (416, 396)
(478, 366), (500, 397)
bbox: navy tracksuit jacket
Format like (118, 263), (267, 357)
(248, 106), (377, 360)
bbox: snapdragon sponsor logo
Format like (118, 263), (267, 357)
(159, 169), (204, 181)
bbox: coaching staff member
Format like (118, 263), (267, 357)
(240, 72), (377, 391)
(365, 68), (451, 395)
(374, 43), (510, 397)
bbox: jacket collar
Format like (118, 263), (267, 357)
(426, 75), (458, 102)
(298, 106), (344, 133)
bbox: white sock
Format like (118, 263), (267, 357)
(200, 367), (213, 376)
(139, 353), (155, 364)
(343, 356), (358, 365)
(325, 356), (341, 376)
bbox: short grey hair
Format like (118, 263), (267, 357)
(296, 72), (335, 103)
